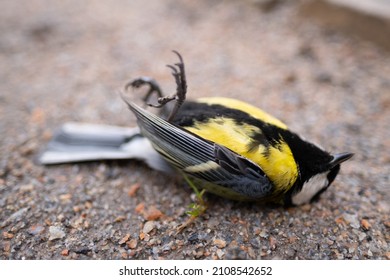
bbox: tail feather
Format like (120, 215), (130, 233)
(39, 122), (173, 173)
(45, 122), (139, 152)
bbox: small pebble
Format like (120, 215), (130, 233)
(247, 247), (256, 259)
(216, 249), (224, 259)
(128, 183), (140, 197)
(194, 248), (204, 259)
(358, 232), (366, 241)
(3, 232), (14, 239)
(269, 236), (277, 250)
(127, 239), (138, 249)
(162, 242), (172, 252)
(206, 217), (220, 228)
(74, 247), (91, 255)
(259, 230), (268, 238)
(343, 213), (360, 229)
(250, 238), (260, 249)
(48, 226), (66, 241)
(213, 239), (227, 249)
(28, 225), (45, 235)
(59, 193), (72, 202)
(19, 184), (34, 192)
(3, 241), (11, 252)
(119, 234), (130, 245)
(360, 219), (371, 231)
(61, 249), (69, 256)
(285, 248), (295, 257)
(143, 206), (163, 221)
(143, 221), (155, 234)
(135, 203), (145, 213)
(114, 216), (126, 223)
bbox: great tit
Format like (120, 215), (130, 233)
(40, 51), (353, 206)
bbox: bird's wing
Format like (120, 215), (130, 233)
(125, 101), (274, 199)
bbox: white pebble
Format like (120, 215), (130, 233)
(49, 226), (66, 240)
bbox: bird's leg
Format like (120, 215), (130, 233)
(125, 76), (164, 105)
(163, 50), (187, 122)
(177, 174), (207, 233)
(125, 51), (187, 122)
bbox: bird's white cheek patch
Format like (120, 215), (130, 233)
(292, 173), (329, 205)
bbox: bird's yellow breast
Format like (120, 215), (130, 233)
(184, 98), (298, 191)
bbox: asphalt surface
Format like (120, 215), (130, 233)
(1, 0), (389, 259)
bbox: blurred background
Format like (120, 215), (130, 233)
(0, 0), (389, 260)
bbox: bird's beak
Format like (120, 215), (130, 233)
(329, 152), (354, 168)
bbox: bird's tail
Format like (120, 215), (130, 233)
(38, 122), (173, 173)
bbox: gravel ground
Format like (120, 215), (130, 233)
(1, 0), (389, 260)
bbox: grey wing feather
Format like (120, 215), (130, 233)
(125, 101), (273, 199)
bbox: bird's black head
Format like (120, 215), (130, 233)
(282, 131), (353, 206)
